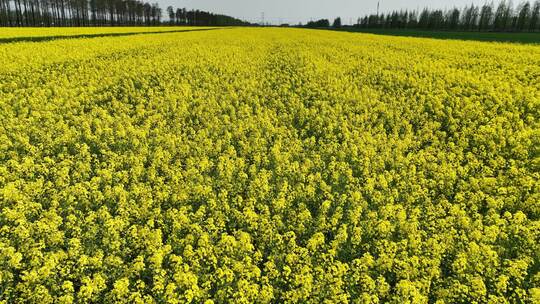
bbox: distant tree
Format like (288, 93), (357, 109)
(407, 10), (418, 27)
(400, 10), (409, 28)
(389, 11), (398, 28)
(0, 0), (10, 26)
(531, 0), (540, 30)
(333, 16), (342, 28)
(166, 5), (174, 24)
(504, 0), (514, 30)
(428, 9), (444, 29)
(517, 1), (532, 30)
(494, 1), (509, 29)
(462, 4), (480, 30)
(479, 3), (494, 30)
(306, 18), (330, 28)
(152, 3), (161, 24)
(418, 8), (430, 29)
(174, 8), (182, 25)
(448, 8), (461, 30)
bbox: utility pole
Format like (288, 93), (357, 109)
(261, 12), (265, 26)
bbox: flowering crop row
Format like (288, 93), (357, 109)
(0, 26), (206, 39)
(0, 28), (539, 303)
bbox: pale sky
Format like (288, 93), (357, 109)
(157, 0), (490, 25)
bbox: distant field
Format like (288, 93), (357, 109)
(0, 27), (539, 303)
(0, 26), (219, 43)
(332, 28), (540, 43)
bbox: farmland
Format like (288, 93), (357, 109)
(0, 27), (539, 303)
(332, 28), (540, 44)
(0, 27), (221, 43)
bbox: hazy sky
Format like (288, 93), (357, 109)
(157, 0), (488, 24)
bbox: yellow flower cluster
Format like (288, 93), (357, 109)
(0, 27), (539, 303)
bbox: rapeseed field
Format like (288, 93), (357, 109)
(0, 27), (539, 303)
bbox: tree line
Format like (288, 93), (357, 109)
(0, 0), (249, 26)
(306, 19), (330, 28)
(355, 1), (540, 32)
(305, 1), (540, 32)
(306, 18), (344, 29)
(165, 6), (250, 26)
(0, 0), (164, 26)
